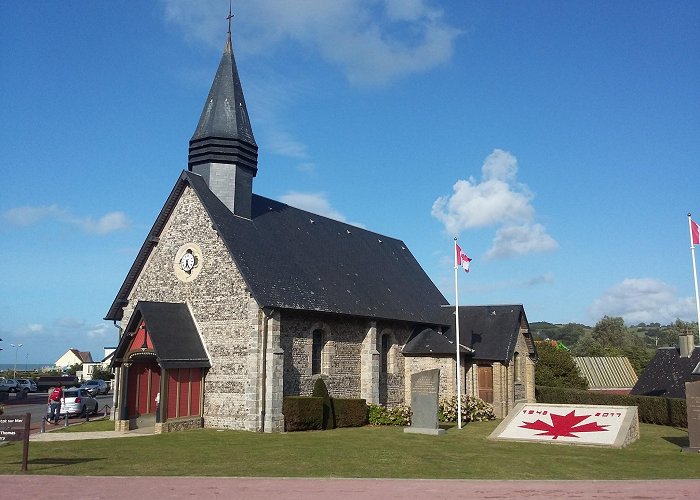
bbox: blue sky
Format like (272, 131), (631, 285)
(1, 1), (699, 363)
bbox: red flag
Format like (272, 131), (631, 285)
(692, 219), (700, 245)
(455, 243), (472, 272)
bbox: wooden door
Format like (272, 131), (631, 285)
(477, 365), (494, 403)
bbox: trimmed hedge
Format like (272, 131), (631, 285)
(283, 396), (323, 431)
(333, 398), (368, 428)
(312, 378), (335, 429)
(535, 385), (687, 427)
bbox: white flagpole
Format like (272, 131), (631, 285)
(688, 213), (700, 344)
(454, 237), (462, 430)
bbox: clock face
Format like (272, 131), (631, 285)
(180, 251), (196, 272)
(174, 244), (203, 282)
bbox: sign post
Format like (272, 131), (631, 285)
(0, 412), (31, 471)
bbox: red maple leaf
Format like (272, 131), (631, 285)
(518, 410), (609, 439)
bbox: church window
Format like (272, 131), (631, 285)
(380, 333), (391, 374)
(311, 329), (325, 375)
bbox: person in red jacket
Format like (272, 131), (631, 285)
(48, 385), (63, 424)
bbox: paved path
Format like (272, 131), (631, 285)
(12, 422), (700, 499)
(2, 476), (700, 499)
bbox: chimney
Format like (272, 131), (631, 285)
(679, 333), (695, 358)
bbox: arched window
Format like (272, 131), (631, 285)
(312, 329), (325, 375)
(513, 352), (522, 382)
(380, 332), (393, 374)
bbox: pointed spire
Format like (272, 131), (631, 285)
(188, 9), (258, 218)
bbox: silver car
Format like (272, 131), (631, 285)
(16, 378), (37, 392)
(80, 379), (109, 395)
(47, 388), (99, 417)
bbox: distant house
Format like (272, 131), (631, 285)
(80, 347), (117, 380)
(573, 357), (638, 395)
(55, 348), (93, 369)
(631, 333), (700, 398)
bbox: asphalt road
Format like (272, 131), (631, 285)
(1, 391), (114, 432)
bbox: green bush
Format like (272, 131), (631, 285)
(332, 398), (369, 428)
(535, 386), (687, 427)
(312, 377), (335, 429)
(282, 396), (323, 431)
(367, 403), (411, 426)
(439, 395), (496, 423)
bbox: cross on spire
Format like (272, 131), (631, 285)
(227, 0), (234, 35)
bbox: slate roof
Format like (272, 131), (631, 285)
(440, 305), (536, 362)
(573, 357), (638, 390)
(630, 346), (700, 398)
(112, 302), (210, 369)
(402, 327), (473, 356)
(105, 171), (449, 325)
(188, 33), (257, 172)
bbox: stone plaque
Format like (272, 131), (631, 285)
(683, 380), (700, 452)
(404, 369), (445, 436)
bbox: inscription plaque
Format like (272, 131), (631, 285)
(683, 381), (700, 452)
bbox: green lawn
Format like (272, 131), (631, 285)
(1, 421), (698, 478)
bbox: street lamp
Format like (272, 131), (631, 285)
(10, 343), (23, 378)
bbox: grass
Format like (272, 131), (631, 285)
(1, 421), (698, 478)
(54, 418), (115, 433)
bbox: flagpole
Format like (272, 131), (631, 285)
(454, 237), (462, 430)
(688, 213), (700, 344)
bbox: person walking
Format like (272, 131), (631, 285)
(48, 385), (63, 424)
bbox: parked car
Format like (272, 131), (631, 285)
(46, 388), (99, 417)
(80, 379), (109, 396)
(16, 378), (37, 392)
(0, 379), (20, 393)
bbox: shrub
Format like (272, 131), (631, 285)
(367, 403), (411, 426)
(439, 395), (496, 423)
(282, 396), (323, 431)
(333, 398), (369, 428)
(535, 385), (687, 427)
(312, 377), (335, 429)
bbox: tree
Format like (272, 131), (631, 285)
(592, 316), (628, 347)
(91, 365), (113, 381)
(572, 332), (606, 357)
(535, 343), (588, 389)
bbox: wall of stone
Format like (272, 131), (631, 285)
(121, 186), (259, 430)
(279, 312), (413, 407)
(403, 356), (455, 403)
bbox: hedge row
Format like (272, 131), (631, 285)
(283, 395), (369, 431)
(535, 385), (688, 427)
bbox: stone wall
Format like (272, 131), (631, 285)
(279, 312), (413, 406)
(121, 186), (258, 430)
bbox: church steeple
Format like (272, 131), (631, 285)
(188, 13), (258, 219)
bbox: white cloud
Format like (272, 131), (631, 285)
(279, 192), (348, 222)
(75, 212), (130, 235)
(54, 318), (86, 329)
(432, 149), (558, 259)
(588, 278), (696, 324)
(2, 205), (65, 226)
(86, 323), (111, 339)
(161, 0), (461, 86)
(2, 205), (130, 235)
(485, 224), (559, 260)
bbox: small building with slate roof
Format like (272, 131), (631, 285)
(631, 333), (700, 399)
(403, 305), (537, 418)
(105, 19), (537, 432)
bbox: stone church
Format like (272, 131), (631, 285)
(106, 25), (537, 433)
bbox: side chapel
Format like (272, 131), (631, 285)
(105, 21), (537, 433)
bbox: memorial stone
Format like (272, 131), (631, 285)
(404, 369), (445, 436)
(683, 380), (700, 453)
